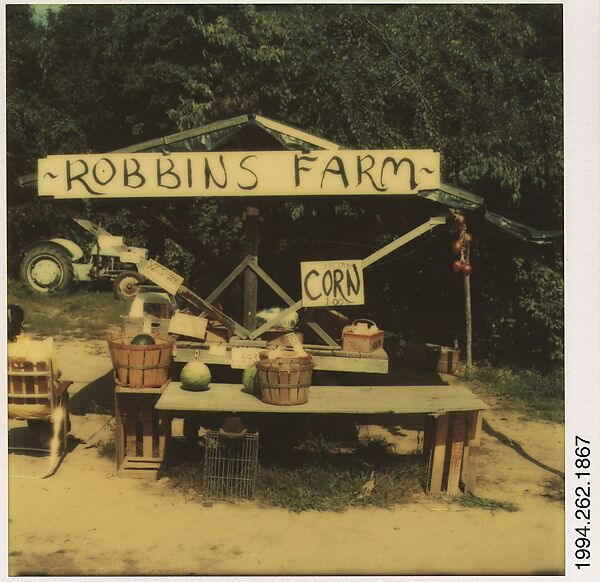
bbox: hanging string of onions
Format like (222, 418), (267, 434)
(450, 210), (473, 276)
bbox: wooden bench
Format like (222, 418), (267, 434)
(154, 383), (488, 494)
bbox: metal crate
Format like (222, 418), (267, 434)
(203, 431), (259, 500)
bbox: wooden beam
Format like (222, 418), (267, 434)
(115, 114), (250, 153)
(177, 285), (250, 339)
(249, 301), (302, 340)
(248, 261), (294, 304)
(440, 181), (484, 206)
(247, 261), (339, 347)
(243, 207), (260, 330)
(465, 274), (473, 369)
(137, 206), (224, 272)
(362, 217), (446, 268)
(254, 114), (341, 150)
(206, 256), (252, 304)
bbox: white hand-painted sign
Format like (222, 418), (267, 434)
(230, 347), (263, 370)
(300, 259), (365, 307)
(139, 259), (184, 295)
(37, 150), (440, 199)
(168, 312), (208, 340)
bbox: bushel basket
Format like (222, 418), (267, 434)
(255, 355), (314, 405)
(108, 331), (175, 388)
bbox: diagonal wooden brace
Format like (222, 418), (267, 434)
(177, 285), (250, 339)
(247, 261), (339, 347)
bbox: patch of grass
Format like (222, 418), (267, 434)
(164, 434), (424, 512)
(167, 460), (205, 496)
(7, 278), (130, 339)
(257, 454), (423, 512)
(541, 476), (565, 503)
(461, 365), (564, 422)
(452, 493), (519, 512)
(94, 419), (117, 460)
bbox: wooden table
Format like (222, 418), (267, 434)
(174, 341), (389, 374)
(155, 382), (488, 494)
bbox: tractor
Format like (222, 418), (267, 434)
(19, 205), (149, 299)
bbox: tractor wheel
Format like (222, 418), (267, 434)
(114, 271), (143, 300)
(19, 243), (74, 293)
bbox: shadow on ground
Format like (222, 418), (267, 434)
(69, 371), (115, 416)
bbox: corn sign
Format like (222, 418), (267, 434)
(300, 260), (365, 307)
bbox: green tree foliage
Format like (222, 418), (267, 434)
(5, 4), (563, 368)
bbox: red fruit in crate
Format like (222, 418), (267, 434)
(451, 240), (462, 255)
(452, 260), (464, 273)
(462, 263), (473, 276)
(463, 232), (473, 244)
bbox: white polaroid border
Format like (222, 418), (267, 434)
(2, 1), (598, 582)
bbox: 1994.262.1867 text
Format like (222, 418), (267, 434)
(574, 435), (592, 570)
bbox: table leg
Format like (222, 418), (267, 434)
(158, 411), (171, 460)
(428, 413), (449, 494)
(461, 410), (483, 493)
(445, 412), (466, 495)
(423, 414), (435, 485)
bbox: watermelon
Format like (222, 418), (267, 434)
(242, 363), (260, 394)
(180, 361), (211, 391)
(131, 333), (155, 345)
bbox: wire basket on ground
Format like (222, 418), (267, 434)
(203, 431), (259, 500)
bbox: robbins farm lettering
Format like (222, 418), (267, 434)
(37, 150), (440, 199)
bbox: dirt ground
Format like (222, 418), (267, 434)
(7, 338), (565, 576)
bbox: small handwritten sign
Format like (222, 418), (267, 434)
(139, 259), (184, 295)
(301, 259), (365, 307)
(230, 347), (263, 370)
(168, 312), (208, 339)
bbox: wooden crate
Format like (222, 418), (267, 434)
(342, 321), (384, 353)
(115, 386), (171, 479)
(404, 341), (460, 375)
